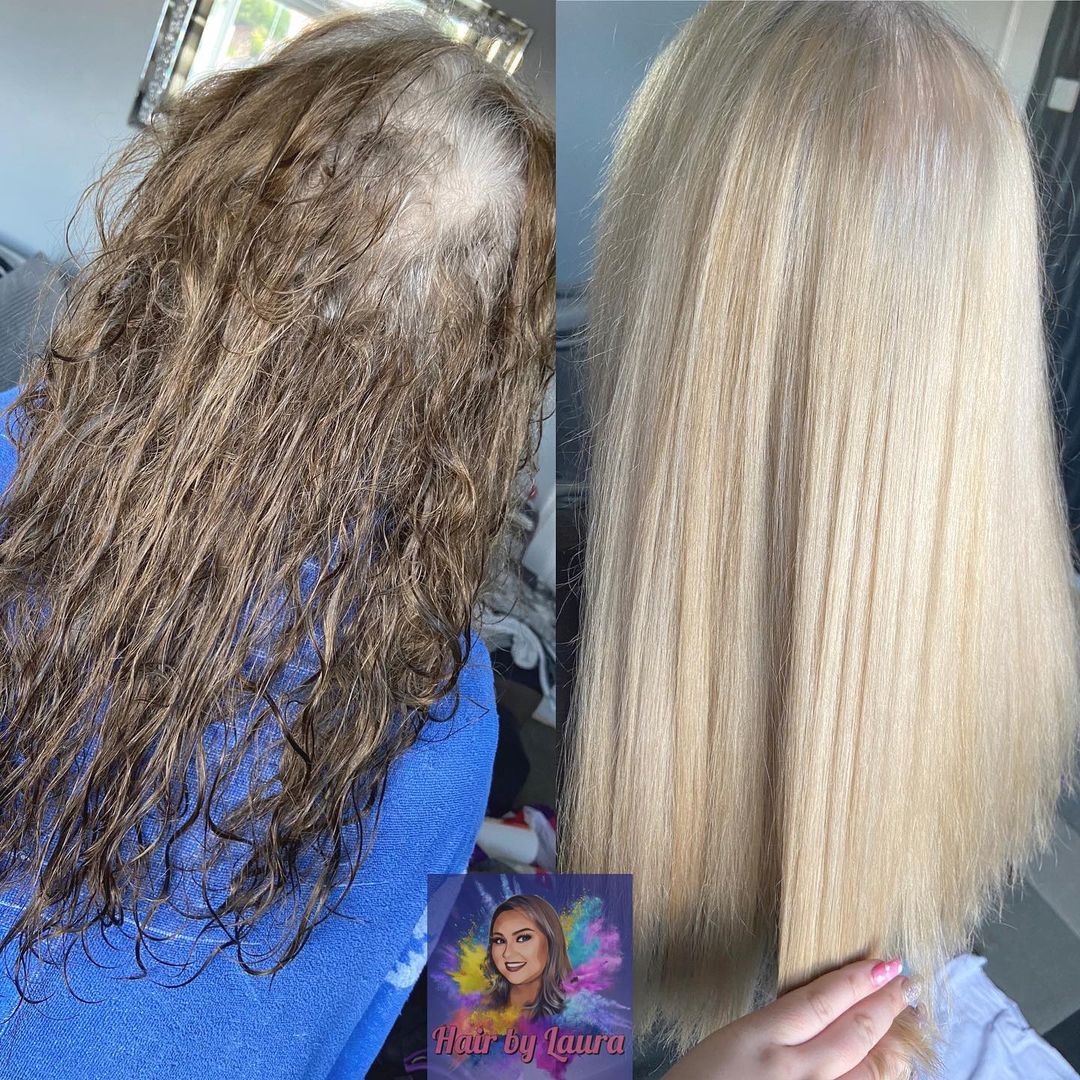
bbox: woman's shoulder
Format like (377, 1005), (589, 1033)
(0, 383), (21, 488)
(399, 632), (499, 781)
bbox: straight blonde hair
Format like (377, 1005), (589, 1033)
(560, 0), (1079, 1066)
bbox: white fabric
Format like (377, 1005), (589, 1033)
(924, 954), (1078, 1079)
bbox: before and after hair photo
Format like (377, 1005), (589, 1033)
(1, 1), (1080, 1078)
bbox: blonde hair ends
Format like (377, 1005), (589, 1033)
(559, 0), (1080, 1066)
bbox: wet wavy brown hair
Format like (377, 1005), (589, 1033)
(0, 10), (553, 1000)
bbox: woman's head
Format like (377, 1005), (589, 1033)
(0, 9), (553, 997)
(561, 0), (1078, 1067)
(486, 894), (571, 1017)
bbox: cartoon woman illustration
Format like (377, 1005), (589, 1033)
(485, 895), (573, 1018)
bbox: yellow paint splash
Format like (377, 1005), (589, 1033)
(449, 933), (491, 996)
(465, 1000), (522, 1035)
(560, 902), (582, 941)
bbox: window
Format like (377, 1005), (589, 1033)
(131, 0), (532, 125)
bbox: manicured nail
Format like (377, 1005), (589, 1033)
(870, 959), (902, 986)
(903, 979), (922, 1008)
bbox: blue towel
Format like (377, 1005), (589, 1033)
(0, 383), (498, 1078)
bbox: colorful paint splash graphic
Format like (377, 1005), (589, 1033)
(430, 876), (631, 1078)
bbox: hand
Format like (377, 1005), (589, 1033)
(664, 958), (917, 1080)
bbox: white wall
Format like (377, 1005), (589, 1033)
(556, 0), (1055, 292)
(0, 0), (553, 260)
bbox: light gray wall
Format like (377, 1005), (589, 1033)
(511, 0), (555, 117)
(944, 0), (1053, 101)
(0, 0), (165, 258)
(556, 0), (1054, 292)
(0, 0), (553, 260)
(556, 0), (700, 289)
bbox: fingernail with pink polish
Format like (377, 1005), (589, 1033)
(871, 959), (902, 987)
